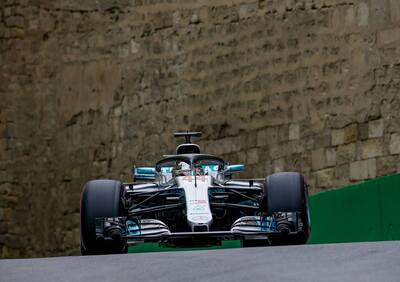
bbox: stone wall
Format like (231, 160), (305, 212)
(1, 0), (400, 257)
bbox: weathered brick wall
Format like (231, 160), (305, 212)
(1, 0), (400, 257)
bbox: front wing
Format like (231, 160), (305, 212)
(95, 215), (305, 245)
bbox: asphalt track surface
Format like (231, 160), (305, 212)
(1, 241), (400, 282)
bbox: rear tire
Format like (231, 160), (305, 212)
(262, 172), (310, 245)
(80, 180), (128, 255)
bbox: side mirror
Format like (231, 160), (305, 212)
(133, 166), (156, 181)
(225, 164), (245, 174)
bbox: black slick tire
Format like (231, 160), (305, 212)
(80, 180), (127, 255)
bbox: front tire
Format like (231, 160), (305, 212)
(80, 180), (128, 255)
(263, 172), (310, 245)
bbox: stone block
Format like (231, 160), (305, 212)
(288, 123), (300, 140)
(345, 6), (356, 27)
(379, 27), (400, 45)
(4, 16), (24, 29)
(377, 156), (398, 176)
(273, 158), (285, 173)
(337, 143), (356, 165)
(345, 124), (358, 144)
(332, 124), (357, 146)
(238, 3), (257, 19)
(368, 119), (384, 138)
(360, 139), (383, 159)
(390, 134), (400, 154)
(0, 208), (12, 222)
(246, 148), (259, 165)
(218, 138), (234, 155)
(389, 0), (400, 22)
(307, 172), (317, 191)
(268, 144), (285, 160)
(316, 168), (335, 188)
(314, 132), (331, 148)
(230, 136), (244, 152)
(256, 130), (266, 147)
(350, 159), (377, 181)
(4, 7), (12, 17)
(256, 127), (278, 147)
(357, 2), (369, 27)
(113, 106), (122, 117)
(286, 153), (301, 171)
(358, 123), (369, 140)
(278, 125), (289, 142)
(299, 151), (312, 172)
(370, 0), (391, 26)
(325, 148), (337, 167)
(245, 133), (257, 149)
(331, 129), (344, 146)
(288, 140), (305, 154)
(386, 117), (400, 135)
(312, 148), (325, 171)
(262, 160), (273, 175)
(334, 164), (350, 187)
(190, 13), (200, 24)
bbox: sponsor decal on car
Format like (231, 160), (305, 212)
(187, 199), (207, 204)
(161, 166), (173, 173)
(202, 165), (219, 173)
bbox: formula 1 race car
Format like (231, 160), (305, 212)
(80, 132), (310, 255)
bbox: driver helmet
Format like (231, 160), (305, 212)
(173, 161), (191, 176)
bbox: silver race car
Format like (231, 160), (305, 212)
(80, 132), (310, 255)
